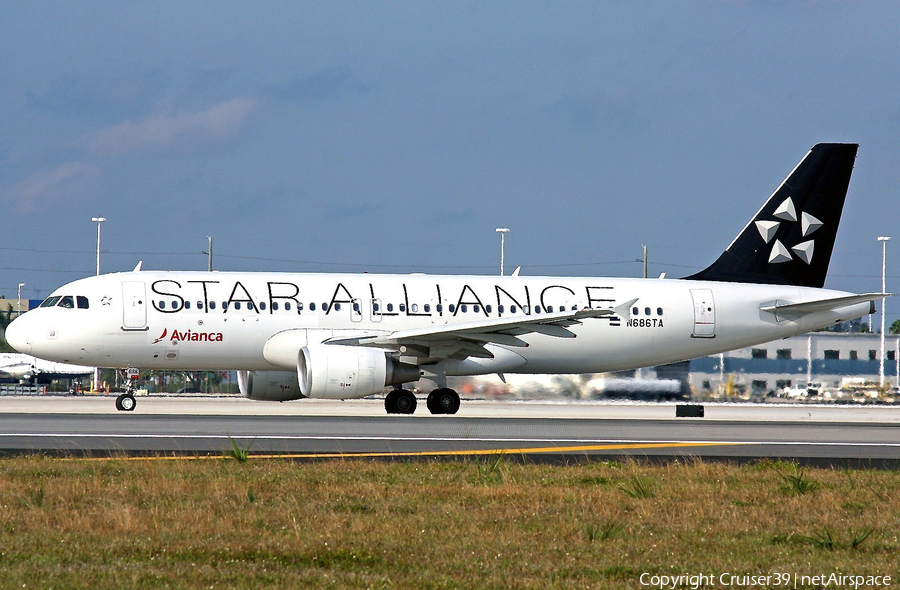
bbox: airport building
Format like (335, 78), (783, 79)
(0, 298), (38, 317)
(688, 332), (900, 398)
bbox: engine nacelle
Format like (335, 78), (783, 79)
(237, 370), (304, 402)
(298, 345), (420, 399)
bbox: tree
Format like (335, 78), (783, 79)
(890, 319), (900, 335)
(0, 304), (15, 352)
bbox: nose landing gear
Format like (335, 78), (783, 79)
(115, 368), (139, 412)
(115, 392), (136, 411)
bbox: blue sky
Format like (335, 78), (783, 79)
(2, 2), (899, 321)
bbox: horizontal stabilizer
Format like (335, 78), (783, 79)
(760, 293), (890, 316)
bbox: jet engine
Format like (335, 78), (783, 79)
(237, 370), (303, 402)
(298, 344), (420, 399)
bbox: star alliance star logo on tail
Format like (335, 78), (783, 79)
(754, 196), (822, 265)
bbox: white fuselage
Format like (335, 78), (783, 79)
(6, 271), (869, 377)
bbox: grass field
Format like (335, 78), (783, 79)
(0, 454), (897, 589)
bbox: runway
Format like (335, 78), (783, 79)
(1, 395), (898, 466)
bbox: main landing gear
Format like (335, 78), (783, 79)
(427, 388), (460, 415)
(384, 387), (460, 415)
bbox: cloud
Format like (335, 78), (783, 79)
(267, 67), (370, 102)
(326, 202), (382, 220)
(86, 98), (257, 155)
(26, 66), (174, 122)
(8, 161), (94, 212)
(543, 94), (651, 134)
(426, 207), (477, 225)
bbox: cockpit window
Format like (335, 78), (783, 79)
(58, 296), (75, 309)
(76, 296), (89, 309)
(40, 296), (61, 308)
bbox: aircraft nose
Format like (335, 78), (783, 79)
(5, 316), (33, 355)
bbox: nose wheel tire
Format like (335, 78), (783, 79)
(385, 389), (417, 415)
(427, 388), (460, 415)
(116, 393), (136, 412)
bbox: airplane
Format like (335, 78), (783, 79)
(5, 143), (886, 414)
(0, 352), (93, 385)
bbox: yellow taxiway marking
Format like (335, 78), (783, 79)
(67, 441), (744, 461)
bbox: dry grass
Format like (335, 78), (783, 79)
(0, 456), (897, 588)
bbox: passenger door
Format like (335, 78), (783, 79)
(122, 281), (148, 330)
(690, 289), (716, 338)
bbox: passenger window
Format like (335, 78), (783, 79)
(159, 301), (166, 310)
(285, 302), (292, 311)
(260, 302), (266, 311)
(498, 305), (505, 314)
(524, 306), (530, 314)
(222, 302), (228, 310)
(632, 307), (639, 315)
(449, 304), (456, 313)
(510, 306), (517, 313)
(657, 307), (663, 316)
(272, 302), (279, 311)
(373, 302), (380, 312)
(235, 302), (242, 310)
(386, 303), (393, 312)
(436, 304), (442, 313)
(209, 301), (217, 310)
(76, 296), (89, 309)
(334, 303), (341, 312)
(534, 306), (541, 314)
(461, 304), (467, 313)
(310, 303), (316, 311)
(322, 303), (329, 312)
(424, 304), (430, 313)
(473, 305), (480, 313)
(399, 304), (406, 312)
(486, 305), (492, 313)
(297, 303), (303, 311)
(184, 301), (191, 310)
(411, 304), (418, 313)
(197, 302), (204, 310)
(645, 307), (651, 315)
(353, 302), (360, 312)
(40, 296), (61, 308)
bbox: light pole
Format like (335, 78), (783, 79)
(91, 217), (106, 392)
(642, 245), (648, 279)
(202, 236), (213, 271)
(91, 217), (106, 276)
(495, 228), (509, 276)
(878, 236), (891, 389)
(17, 283), (24, 317)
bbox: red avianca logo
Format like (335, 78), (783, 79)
(152, 328), (224, 344)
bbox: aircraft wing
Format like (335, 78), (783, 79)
(327, 299), (637, 361)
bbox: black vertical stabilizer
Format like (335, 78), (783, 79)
(685, 143), (858, 288)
